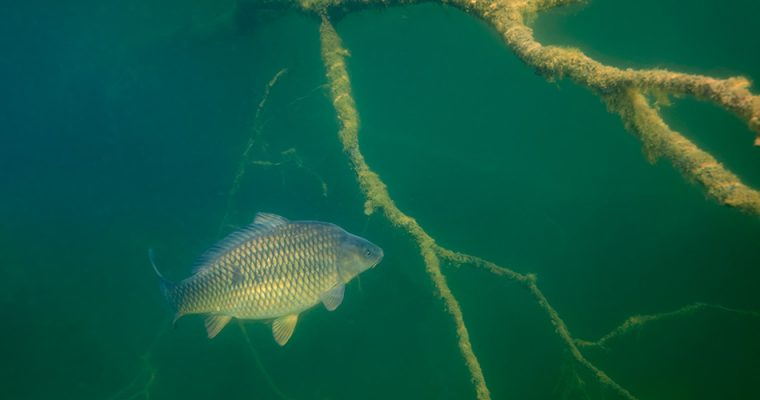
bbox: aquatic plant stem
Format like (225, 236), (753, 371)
(105, 321), (170, 400)
(238, 322), (293, 400)
(219, 68), (289, 234)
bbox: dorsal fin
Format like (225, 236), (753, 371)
(253, 212), (289, 227)
(191, 217), (285, 274)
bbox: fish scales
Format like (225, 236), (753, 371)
(174, 223), (338, 318)
(152, 213), (383, 344)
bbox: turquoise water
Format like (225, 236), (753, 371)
(2, 1), (760, 399)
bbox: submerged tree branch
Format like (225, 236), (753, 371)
(320, 12), (639, 400)
(576, 302), (760, 349)
(264, 0), (760, 215)
(310, 1), (760, 398)
(320, 16), (493, 400)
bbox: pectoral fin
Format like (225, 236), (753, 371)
(321, 284), (345, 311)
(205, 315), (232, 339)
(272, 314), (298, 346)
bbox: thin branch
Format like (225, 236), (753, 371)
(577, 302), (760, 349)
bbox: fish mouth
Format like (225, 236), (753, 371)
(372, 248), (384, 268)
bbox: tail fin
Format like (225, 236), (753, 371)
(149, 248), (180, 324)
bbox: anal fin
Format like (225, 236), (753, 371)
(272, 314), (299, 346)
(205, 315), (232, 339)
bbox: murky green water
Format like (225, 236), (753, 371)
(2, 1), (759, 399)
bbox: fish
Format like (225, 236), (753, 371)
(150, 212), (383, 345)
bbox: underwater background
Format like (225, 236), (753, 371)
(2, 0), (760, 399)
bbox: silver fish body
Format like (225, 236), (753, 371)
(152, 213), (383, 344)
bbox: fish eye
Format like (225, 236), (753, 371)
(364, 248), (372, 257)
